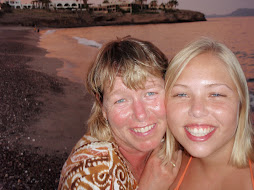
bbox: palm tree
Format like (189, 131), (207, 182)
(166, 0), (178, 10)
(150, 0), (157, 10)
(172, 0), (178, 8)
(102, 0), (109, 3)
(82, 0), (88, 10)
(160, 3), (165, 11)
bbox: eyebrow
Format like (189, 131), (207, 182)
(109, 81), (164, 96)
(173, 83), (234, 91)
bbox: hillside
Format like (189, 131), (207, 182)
(230, 8), (254, 17)
(0, 9), (206, 28)
(207, 8), (254, 18)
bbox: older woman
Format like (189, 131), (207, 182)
(58, 37), (181, 190)
(165, 37), (254, 189)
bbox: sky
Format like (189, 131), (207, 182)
(176, 0), (254, 15)
(89, 0), (254, 15)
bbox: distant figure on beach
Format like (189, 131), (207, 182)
(58, 37), (181, 189)
(165, 37), (254, 189)
(34, 25), (39, 33)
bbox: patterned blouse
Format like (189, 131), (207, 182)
(58, 135), (138, 190)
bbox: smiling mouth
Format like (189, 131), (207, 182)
(132, 124), (155, 133)
(185, 127), (215, 137)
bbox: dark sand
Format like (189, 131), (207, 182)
(0, 26), (93, 189)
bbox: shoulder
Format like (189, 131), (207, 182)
(62, 134), (117, 171)
(58, 135), (138, 189)
(58, 135), (115, 189)
(168, 153), (192, 190)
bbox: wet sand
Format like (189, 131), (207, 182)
(0, 26), (92, 189)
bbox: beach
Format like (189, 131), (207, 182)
(1, 16), (254, 189)
(0, 26), (92, 189)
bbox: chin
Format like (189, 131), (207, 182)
(185, 148), (212, 158)
(139, 142), (158, 152)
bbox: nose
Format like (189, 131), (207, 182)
(132, 100), (147, 121)
(188, 97), (208, 118)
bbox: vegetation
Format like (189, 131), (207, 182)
(0, 3), (13, 13)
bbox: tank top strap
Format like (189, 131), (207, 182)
(174, 156), (193, 190)
(249, 159), (254, 190)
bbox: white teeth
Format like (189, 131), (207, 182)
(133, 124), (154, 133)
(186, 127), (215, 137)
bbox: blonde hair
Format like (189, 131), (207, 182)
(165, 37), (254, 167)
(86, 36), (175, 162)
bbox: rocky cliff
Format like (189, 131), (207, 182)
(0, 9), (206, 28)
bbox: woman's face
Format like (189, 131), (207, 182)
(102, 75), (167, 154)
(166, 53), (240, 158)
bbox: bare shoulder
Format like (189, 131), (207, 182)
(225, 163), (253, 190)
(168, 153), (191, 190)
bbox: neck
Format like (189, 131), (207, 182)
(191, 146), (233, 172)
(119, 146), (151, 181)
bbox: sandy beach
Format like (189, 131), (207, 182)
(1, 16), (254, 189)
(0, 26), (92, 189)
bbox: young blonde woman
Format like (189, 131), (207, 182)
(165, 37), (254, 189)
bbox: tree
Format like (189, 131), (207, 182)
(150, 0), (157, 10)
(171, 0), (178, 8)
(135, 0), (144, 11)
(160, 3), (165, 11)
(82, 0), (88, 10)
(102, 0), (109, 3)
(166, 0), (178, 10)
(41, 0), (51, 9)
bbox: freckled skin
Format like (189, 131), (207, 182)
(102, 76), (167, 154)
(166, 53), (240, 159)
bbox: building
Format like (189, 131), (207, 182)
(0, 0), (176, 12)
(1, 0), (22, 9)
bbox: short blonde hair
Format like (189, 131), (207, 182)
(165, 37), (254, 167)
(86, 37), (175, 162)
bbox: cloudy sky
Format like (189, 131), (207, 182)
(89, 0), (254, 15)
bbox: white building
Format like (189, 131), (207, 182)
(1, 0), (22, 9)
(0, 0), (153, 11)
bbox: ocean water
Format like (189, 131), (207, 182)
(39, 16), (254, 107)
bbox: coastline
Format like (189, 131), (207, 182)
(1, 16), (254, 189)
(0, 26), (92, 189)
(0, 9), (206, 28)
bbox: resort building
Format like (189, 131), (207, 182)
(0, 0), (177, 12)
(1, 0), (22, 9)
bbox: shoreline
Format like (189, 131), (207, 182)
(0, 26), (92, 189)
(0, 9), (206, 28)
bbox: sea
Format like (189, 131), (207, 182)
(39, 16), (254, 108)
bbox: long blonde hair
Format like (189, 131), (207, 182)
(165, 37), (254, 167)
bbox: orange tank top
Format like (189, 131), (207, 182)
(174, 157), (254, 190)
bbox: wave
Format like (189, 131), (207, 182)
(40, 30), (56, 39)
(73, 36), (102, 48)
(44, 30), (56, 35)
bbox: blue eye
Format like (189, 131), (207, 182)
(147, 92), (156, 96)
(115, 99), (125, 104)
(176, 93), (187, 97)
(211, 93), (225, 97)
